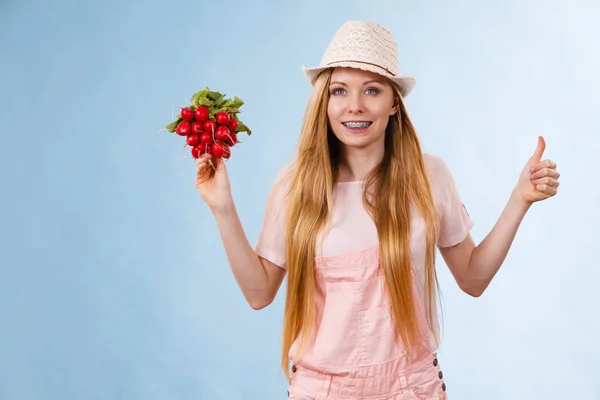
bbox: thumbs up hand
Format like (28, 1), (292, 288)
(514, 136), (560, 204)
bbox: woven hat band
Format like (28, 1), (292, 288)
(326, 60), (394, 76)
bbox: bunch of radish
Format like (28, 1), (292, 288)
(165, 88), (251, 161)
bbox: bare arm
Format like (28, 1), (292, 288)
(439, 137), (559, 297)
(439, 192), (530, 297)
(212, 199), (286, 310)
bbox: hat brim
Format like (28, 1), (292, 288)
(302, 62), (416, 97)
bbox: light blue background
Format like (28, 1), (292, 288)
(1, 0), (599, 399)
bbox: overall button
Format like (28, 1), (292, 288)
(438, 371), (443, 379)
(442, 383), (447, 391)
(433, 358), (438, 367)
(292, 365), (297, 373)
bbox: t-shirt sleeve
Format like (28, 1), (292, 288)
(426, 154), (474, 248)
(254, 167), (292, 269)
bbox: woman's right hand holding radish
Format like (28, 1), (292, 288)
(195, 153), (233, 212)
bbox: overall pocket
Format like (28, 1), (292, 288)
(358, 305), (394, 340)
(357, 275), (408, 364)
(313, 281), (364, 369)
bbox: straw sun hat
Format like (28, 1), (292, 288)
(302, 21), (416, 97)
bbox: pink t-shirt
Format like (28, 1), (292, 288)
(256, 153), (473, 263)
(254, 153), (474, 343)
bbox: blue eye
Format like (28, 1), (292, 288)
(330, 87), (379, 95)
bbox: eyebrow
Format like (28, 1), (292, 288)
(329, 79), (384, 86)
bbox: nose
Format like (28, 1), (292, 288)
(347, 92), (364, 114)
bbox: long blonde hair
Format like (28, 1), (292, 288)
(281, 68), (440, 378)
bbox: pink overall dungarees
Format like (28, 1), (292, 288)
(286, 246), (448, 400)
(256, 155), (473, 399)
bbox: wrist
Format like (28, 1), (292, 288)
(210, 196), (236, 216)
(509, 189), (532, 214)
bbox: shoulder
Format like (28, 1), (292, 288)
(421, 152), (462, 209)
(422, 152), (453, 184)
(271, 163), (295, 192)
(265, 163), (296, 206)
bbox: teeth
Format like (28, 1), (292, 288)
(343, 121), (372, 129)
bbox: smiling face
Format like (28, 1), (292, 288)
(327, 67), (399, 151)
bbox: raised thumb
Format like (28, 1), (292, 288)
(530, 136), (546, 163)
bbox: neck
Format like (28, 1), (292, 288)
(336, 142), (385, 182)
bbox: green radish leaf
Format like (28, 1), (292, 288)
(190, 92), (199, 105)
(207, 90), (222, 101)
(166, 118), (181, 133)
(215, 99), (226, 108)
(198, 97), (214, 107)
(214, 94), (227, 106)
(236, 121), (252, 136)
(196, 89), (209, 103)
(233, 96), (244, 108)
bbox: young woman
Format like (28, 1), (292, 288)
(195, 21), (560, 400)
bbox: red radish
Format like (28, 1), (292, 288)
(228, 118), (239, 131)
(224, 132), (237, 147)
(202, 144), (213, 155)
(221, 144), (231, 159)
(176, 121), (191, 136)
(216, 111), (230, 126)
(200, 132), (214, 145)
(186, 133), (200, 147)
(195, 106), (209, 122)
(204, 120), (217, 134)
(192, 143), (213, 158)
(215, 126), (230, 141)
(191, 121), (204, 134)
(191, 145), (202, 159)
(180, 107), (194, 121)
(212, 142), (225, 158)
